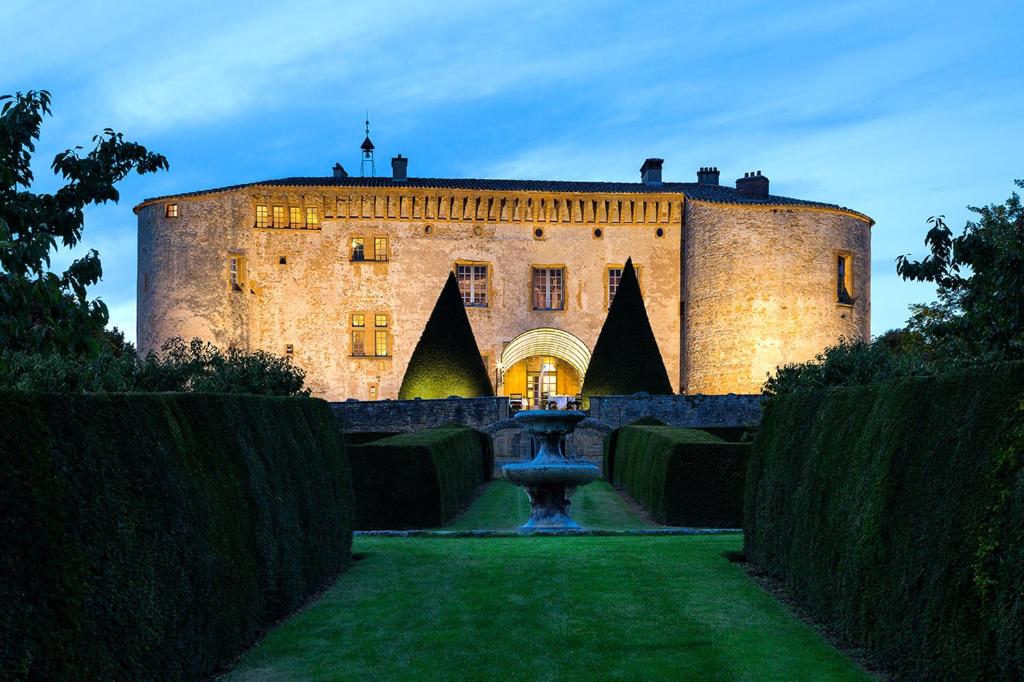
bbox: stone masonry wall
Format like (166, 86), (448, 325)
(683, 201), (871, 394)
(331, 396), (508, 433)
(587, 393), (762, 429)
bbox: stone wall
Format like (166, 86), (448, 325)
(330, 396), (508, 433)
(587, 393), (762, 429)
(682, 201), (871, 394)
(137, 182), (871, 400)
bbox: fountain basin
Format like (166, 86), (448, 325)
(501, 409), (600, 531)
(502, 461), (600, 487)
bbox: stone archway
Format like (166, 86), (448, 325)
(497, 328), (591, 406)
(498, 327), (591, 379)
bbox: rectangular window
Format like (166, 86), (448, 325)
(532, 267), (564, 310)
(255, 204), (269, 228)
(272, 205), (285, 228)
(374, 236), (389, 262)
(369, 385), (378, 400)
(289, 206), (303, 228)
(306, 207), (319, 227)
(351, 237), (365, 261)
(285, 344), (294, 355)
(165, 203), (178, 218)
(608, 268), (623, 305)
(375, 314), (388, 328)
(838, 253), (854, 304)
(457, 264), (489, 307)
(375, 329), (388, 356)
(351, 314), (365, 356)
(229, 257), (241, 291)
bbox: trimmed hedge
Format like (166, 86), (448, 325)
(609, 425), (749, 527)
(0, 392), (353, 680)
(582, 258), (673, 399)
(399, 272), (494, 399)
(348, 424), (492, 529)
(601, 416), (665, 481)
(745, 363), (1024, 680)
(343, 431), (400, 446)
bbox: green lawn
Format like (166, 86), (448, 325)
(226, 535), (869, 681)
(443, 480), (660, 530)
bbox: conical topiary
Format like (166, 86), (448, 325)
(399, 271), (494, 399)
(582, 258), (672, 398)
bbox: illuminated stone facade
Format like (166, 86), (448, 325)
(135, 161), (872, 400)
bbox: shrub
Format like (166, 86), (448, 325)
(348, 424), (491, 529)
(0, 335), (310, 395)
(601, 416), (665, 481)
(399, 272), (493, 399)
(609, 425), (748, 527)
(745, 363), (1024, 680)
(582, 259), (673, 399)
(0, 392), (353, 680)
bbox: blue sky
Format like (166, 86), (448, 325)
(6, 0), (1023, 344)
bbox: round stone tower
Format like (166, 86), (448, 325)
(682, 198), (871, 394)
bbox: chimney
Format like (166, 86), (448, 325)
(735, 170), (769, 198)
(640, 158), (663, 185)
(391, 154), (408, 181)
(332, 163), (348, 178)
(697, 166), (720, 186)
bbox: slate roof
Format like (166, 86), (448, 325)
(135, 176), (871, 221)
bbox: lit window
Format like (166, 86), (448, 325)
(608, 268), (623, 305)
(375, 314), (388, 328)
(351, 314), (365, 356)
(255, 205), (269, 228)
(165, 203), (178, 218)
(289, 206), (303, 228)
(532, 267), (564, 310)
(457, 264), (488, 307)
(369, 385), (378, 400)
(374, 236), (388, 262)
(272, 206), (285, 228)
(306, 207), (319, 227)
(375, 329), (388, 356)
(838, 253), (854, 304)
(351, 237), (365, 261)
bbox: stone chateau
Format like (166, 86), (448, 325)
(135, 142), (872, 402)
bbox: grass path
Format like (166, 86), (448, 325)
(443, 480), (660, 530)
(227, 536), (869, 681)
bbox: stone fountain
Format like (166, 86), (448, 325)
(502, 410), (600, 531)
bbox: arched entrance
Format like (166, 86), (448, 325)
(498, 328), (591, 408)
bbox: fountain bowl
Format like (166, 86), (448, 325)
(501, 409), (600, 531)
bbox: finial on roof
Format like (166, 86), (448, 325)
(360, 112), (376, 177)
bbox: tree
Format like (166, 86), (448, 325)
(0, 90), (168, 355)
(582, 258), (672, 398)
(896, 179), (1024, 361)
(398, 272), (493, 399)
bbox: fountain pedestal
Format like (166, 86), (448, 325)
(502, 410), (599, 530)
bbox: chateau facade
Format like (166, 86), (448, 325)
(135, 156), (872, 401)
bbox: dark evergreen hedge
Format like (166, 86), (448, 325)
(348, 424), (491, 529)
(601, 416), (665, 481)
(609, 425), (748, 527)
(0, 392), (353, 680)
(582, 258), (672, 399)
(399, 272), (494, 399)
(745, 363), (1024, 680)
